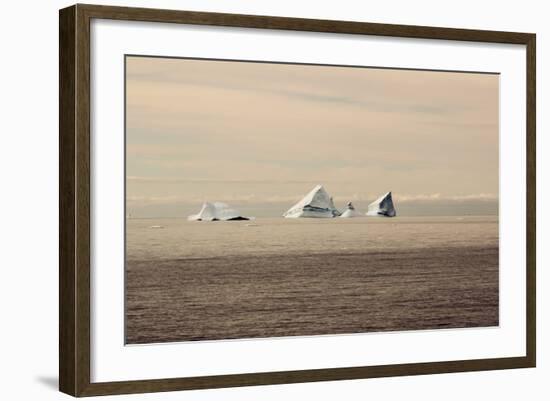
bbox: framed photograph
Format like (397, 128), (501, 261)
(59, 4), (536, 397)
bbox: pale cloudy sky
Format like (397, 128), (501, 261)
(126, 56), (499, 217)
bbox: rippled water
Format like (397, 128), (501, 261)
(125, 216), (499, 344)
(127, 216), (498, 260)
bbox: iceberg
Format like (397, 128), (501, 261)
(283, 185), (340, 218)
(340, 202), (363, 218)
(366, 192), (396, 217)
(188, 202), (250, 221)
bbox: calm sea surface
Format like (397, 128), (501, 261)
(126, 216), (498, 344)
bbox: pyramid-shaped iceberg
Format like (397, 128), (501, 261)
(283, 185), (340, 218)
(366, 192), (396, 217)
(188, 202), (249, 221)
(340, 202), (364, 218)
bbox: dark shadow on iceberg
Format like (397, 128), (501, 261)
(366, 192), (397, 217)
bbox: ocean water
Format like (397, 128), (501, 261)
(127, 216), (498, 259)
(125, 216), (499, 344)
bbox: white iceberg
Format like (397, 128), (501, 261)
(283, 185), (340, 218)
(188, 202), (250, 221)
(366, 192), (396, 217)
(340, 202), (364, 218)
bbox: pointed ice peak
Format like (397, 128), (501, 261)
(188, 202), (250, 221)
(366, 192), (396, 217)
(283, 185), (340, 218)
(340, 201), (364, 218)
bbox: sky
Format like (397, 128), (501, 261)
(126, 56), (499, 217)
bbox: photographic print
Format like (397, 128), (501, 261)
(125, 56), (499, 344)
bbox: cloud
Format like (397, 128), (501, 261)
(127, 176), (348, 184)
(126, 57), (477, 117)
(396, 193), (497, 202)
(127, 191), (498, 206)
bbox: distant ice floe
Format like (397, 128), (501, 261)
(340, 202), (364, 218)
(188, 202), (250, 221)
(366, 192), (396, 217)
(283, 185), (341, 218)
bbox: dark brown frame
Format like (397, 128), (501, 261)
(59, 3), (536, 397)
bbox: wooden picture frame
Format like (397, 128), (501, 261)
(59, 3), (536, 397)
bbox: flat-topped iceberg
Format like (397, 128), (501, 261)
(340, 202), (364, 218)
(188, 202), (250, 221)
(366, 192), (396, 217)
(283, 185), (340, 218)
